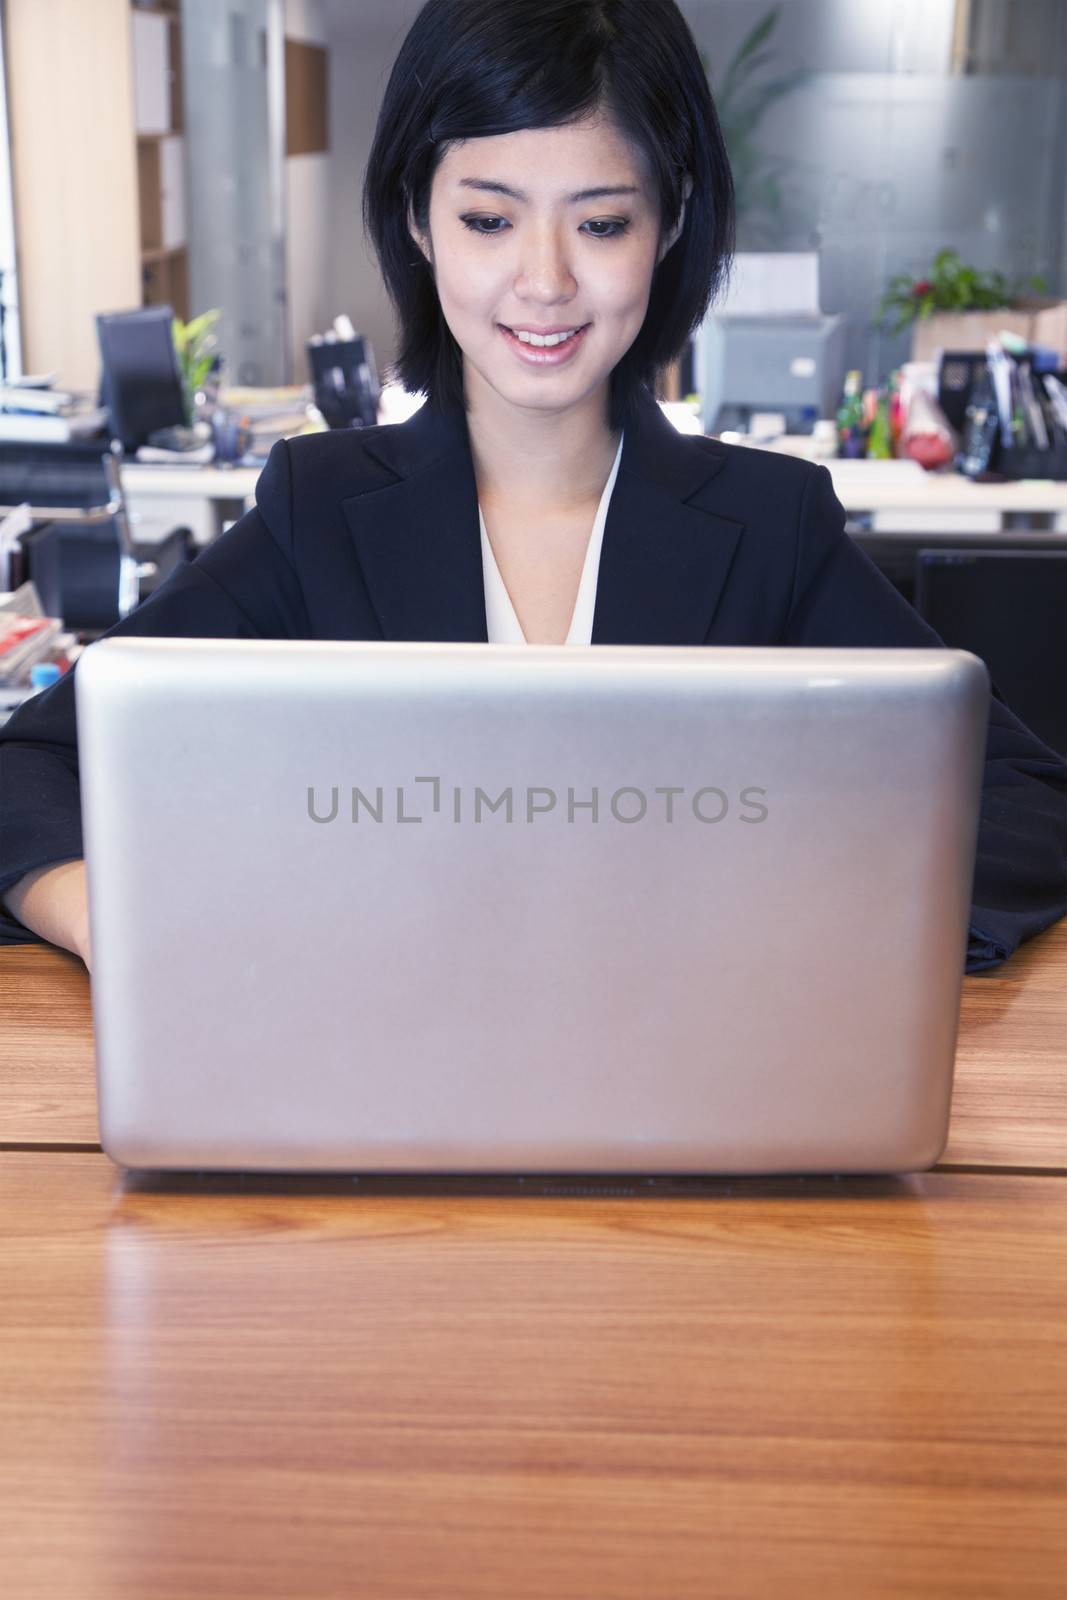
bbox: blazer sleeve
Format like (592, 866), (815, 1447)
(782, 463), (1067, 973)
(0, 439), (308, 946)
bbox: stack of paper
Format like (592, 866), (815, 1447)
(0, 380), (109, 443)
(218, 384), (320, 459)
(0, 581), (63, 685)
(135, 441), (215, 464)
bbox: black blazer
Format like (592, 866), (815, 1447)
(1, 384), (1064, 964)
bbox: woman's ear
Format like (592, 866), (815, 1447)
(657, 173), (694, 264)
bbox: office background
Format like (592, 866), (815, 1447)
(1, 0), (1065, 755)
(2, 0), (1066, 395)
(1, 10), (1066, 1588)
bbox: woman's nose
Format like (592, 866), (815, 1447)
(513, 227), (578, 300)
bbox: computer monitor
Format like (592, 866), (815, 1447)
(915, 549), (1067, 758)
(693, 313), (848, 435)
(96, 306), (187, 452)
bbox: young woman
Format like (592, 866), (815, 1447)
(0, 0), (1064, 970)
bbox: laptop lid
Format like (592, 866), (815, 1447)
(75, 639), (988, 1176)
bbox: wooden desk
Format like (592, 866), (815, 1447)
(1, 924), (1065, 1597)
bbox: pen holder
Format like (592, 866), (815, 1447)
(211, 408), (251, 464)
(941, 352), (1067, 481)
(996, 360), (1067, 479)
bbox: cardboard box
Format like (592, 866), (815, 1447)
(910, 300), (1067, 363)
(1032, 302), (1067, 362)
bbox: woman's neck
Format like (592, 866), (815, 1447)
(466, 381), (621, 517)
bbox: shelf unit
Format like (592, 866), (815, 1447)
(131, 2), (188, 320)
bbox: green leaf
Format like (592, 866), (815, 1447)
(181, 310), (221, 348)
(724, 47), (780, 92)
(725, 9), (780, 78)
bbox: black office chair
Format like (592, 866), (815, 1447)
(0, 440), (194, 631)
(915, 548), (1067, 758)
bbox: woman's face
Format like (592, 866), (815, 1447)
(409, 113), (688, 420)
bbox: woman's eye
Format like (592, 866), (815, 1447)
(582, 219), (629, 239)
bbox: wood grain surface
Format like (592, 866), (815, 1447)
(2, 919), (1065, 1168)
(1, 1152), (1065, 1598)
(0, 943), (97, 1147)
(940, 916), (1067, 1170)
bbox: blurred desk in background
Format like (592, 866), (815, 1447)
(120, 461), (260, 548)
(749, 449), (1067, 529)
(117, 439), (1067, 557)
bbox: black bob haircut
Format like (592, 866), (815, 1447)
(362, 0), (735, 434)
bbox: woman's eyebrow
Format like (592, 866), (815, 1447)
(456, 178), (640, 203)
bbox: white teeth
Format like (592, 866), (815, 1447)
(510, 327), (581, 347)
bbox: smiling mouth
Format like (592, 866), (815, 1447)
(498, 323), (591, 347)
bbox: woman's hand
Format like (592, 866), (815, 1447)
(1, 859), (92, 971)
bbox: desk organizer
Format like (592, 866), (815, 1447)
(939, 350), (1067, 481)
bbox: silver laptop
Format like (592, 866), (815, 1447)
(75, 639), (988, 1177)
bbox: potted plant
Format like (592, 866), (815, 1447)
(172, 309), (222, 426)
(700, 7), (811, 248)
(875, 250), (1050, 360)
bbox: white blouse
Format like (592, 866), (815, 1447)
(479, 431), (625, 645)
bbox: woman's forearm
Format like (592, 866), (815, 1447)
(1, 859), (92, 967)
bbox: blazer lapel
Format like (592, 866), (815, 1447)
(340, 385), (742, 646)
(340, 402), (489, 641)
(592, 390), (741, 645)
